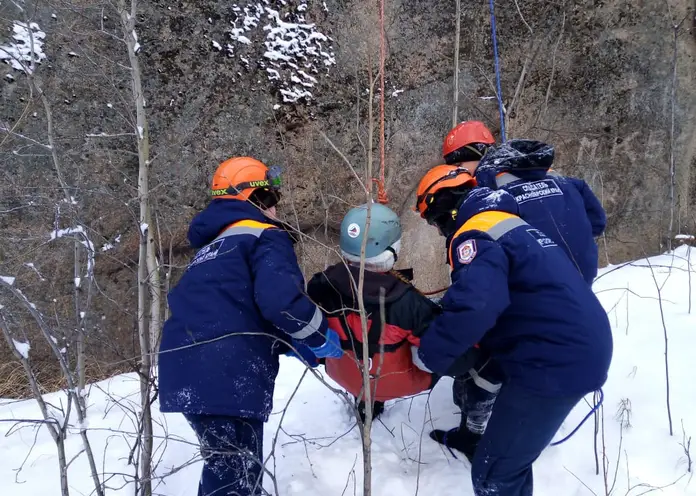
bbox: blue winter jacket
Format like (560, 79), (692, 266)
(418, 188), (613, 397)
(158, 200), (328, 421)
(475, 140), (606, 284)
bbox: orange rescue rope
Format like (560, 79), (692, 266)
(372, 178), (388, 204)
(421, 286), (449, 296)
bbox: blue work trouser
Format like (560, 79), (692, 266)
(453, 356), (505, 434)
(185, 414), (265, 496)
(471, 381), (582, 496)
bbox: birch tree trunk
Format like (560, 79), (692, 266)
(118, 2), (160, 493)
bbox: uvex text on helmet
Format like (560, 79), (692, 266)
(210, 157), (282, 207)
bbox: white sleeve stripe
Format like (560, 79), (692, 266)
(292, 305), (323, 340)
(469, 367), (502, 393)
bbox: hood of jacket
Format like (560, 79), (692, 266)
(321, 263), (411, 306)
(187, 199), (278, 249)
(476, 139), (555, 186)
(448, 187), (520, 243)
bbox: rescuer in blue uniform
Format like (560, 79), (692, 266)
(442, 127), (606, 285)
(413, 165), (612, 496)
(158, 157), (342, 496)
(441, 124), (607, 467)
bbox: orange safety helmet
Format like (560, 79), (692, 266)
(210, 157), (282, 203)
(442, 121), (496, 161)
(414, 165), (476, 218)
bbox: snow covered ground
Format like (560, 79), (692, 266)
(1, 246), (695, 495)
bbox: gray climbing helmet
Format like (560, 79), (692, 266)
(339, 203), (402, 259)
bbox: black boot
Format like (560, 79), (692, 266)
(429, 427), (481, 462)
(356, 400), (385, 423)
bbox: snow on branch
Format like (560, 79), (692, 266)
(0, 21), (47, 74)
(0, 276), (69, 372)
(24, 263), (46, 281)
(12, 338), (30, 358)
(48, 225), (96, 277)
(49, 225), (86, 241)
(217, 1), (335, 104)
(132, 29), (141, 53)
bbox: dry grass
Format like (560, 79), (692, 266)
(0, 357), (129, 400)
(0, 361), (30, 398)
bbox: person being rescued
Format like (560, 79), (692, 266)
(306, 203), (465, 422)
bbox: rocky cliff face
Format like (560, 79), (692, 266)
(0, 0), (694, 370)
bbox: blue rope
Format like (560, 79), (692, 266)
(550, 389), (604, 447)
(488, 0), (506, 142)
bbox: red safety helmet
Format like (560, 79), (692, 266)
(442, 121), (495, 164)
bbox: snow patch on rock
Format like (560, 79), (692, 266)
(217, 2), (335, 104)
(0, 21), (47, 74)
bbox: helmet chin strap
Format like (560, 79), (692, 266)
(384, 245), (398, 263)
(432, 209), (461, 238)
(464, 144), (484, 157)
